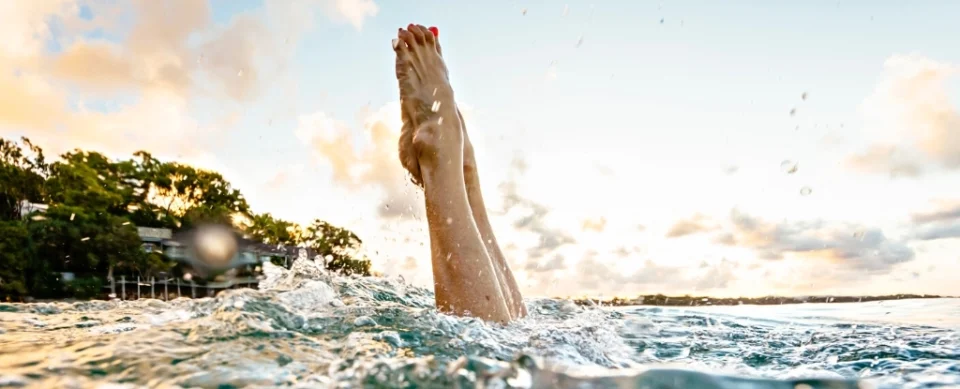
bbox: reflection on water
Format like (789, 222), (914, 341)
(0, 253), (957, 388)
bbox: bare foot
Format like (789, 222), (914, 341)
(392, 24), (515, 323)
(394, 24), (461, 186)
(394, 27), (525, 318)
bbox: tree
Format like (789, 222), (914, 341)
(303, 219), (372, 276)
(0, 221), (32, 298)
(146, 162), (250, 229)
(244, 213), (301, 246)
(0, 136), (374, 299)
(0, 137), (47, 221)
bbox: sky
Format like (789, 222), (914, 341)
(2, 0), (959, 298)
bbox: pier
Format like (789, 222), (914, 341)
(103, 275), (261, 301)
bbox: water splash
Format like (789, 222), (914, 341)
(0, 258), (956, 388)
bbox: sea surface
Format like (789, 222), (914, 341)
(0, 254), (957, 388)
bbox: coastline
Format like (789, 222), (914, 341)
(566, 293), (946, 307)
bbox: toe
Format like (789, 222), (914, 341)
(399, 28), (416, 49)
(417, 24), (436, 45)
(408, 23), (426, 44)
(392, 29), (408, 54)
(430, 26), (443, 55)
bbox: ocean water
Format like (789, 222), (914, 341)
(0, 255), (957, 388)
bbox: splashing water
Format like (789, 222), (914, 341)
(0, 252), (957, 388)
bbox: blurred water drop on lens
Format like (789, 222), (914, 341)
(800, 186), (813, 196)
(780, 160), (798, 174)
(802, 91), (808, 100)
(790, 108), (797, 116)
(194, 225), (238, 268)
(521, 8), (527, 15)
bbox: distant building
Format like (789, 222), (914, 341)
(163, 228), (312, 277)
(137, 227), (173, 254)
(18, 200), (47, 218)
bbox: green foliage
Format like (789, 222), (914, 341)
(0, 137), (371, 299)
(0, 137), (47, 221)
(303, 219), (372, 276)
(65, 277), (104, 299)
(0, 221), (32, 297)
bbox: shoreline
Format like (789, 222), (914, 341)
(566, 293), (947, 307)
(6, 292), (948, 306)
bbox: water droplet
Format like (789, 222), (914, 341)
(437, 116), (444, 125)
(780, 160), (798, 174)
(659, 18), (664, 24)
(801, 92), (808, 100)
(575, 35), (584, 48)
(431, 101), (441, 112)
(446, 217), (453, 225)
(81, 237), (90, 242)
(122, 222), (130, 226)
(30, 215), (46, 221)
(70, 213), (75, 221)
(184, 273), (193, 281)
(237, 70), (244, 77)
(521, 8), (527, 15)
(790, 108), (797, 116)
(432, 87), (437, 96)
(800, 186), (813, 196)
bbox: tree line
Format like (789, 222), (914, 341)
(0, 137), (371, 300)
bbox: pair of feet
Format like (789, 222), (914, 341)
(392, 24), (473, 184)
(392, 24), (526, 323)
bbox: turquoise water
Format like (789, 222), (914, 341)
(0, 254), (957, 388)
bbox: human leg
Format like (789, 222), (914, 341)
(393, 24), (515, 323)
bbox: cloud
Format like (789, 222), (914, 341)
(0, 0), (381, 162)
(0, 0), (292, 163)
(665, 213), (716, 238)
(525, 254), (566, 273)
(580, 216), (607, 232)
(499, 156), (576, 261)
(715, 209), (914, 274)
(911, 200), (960, 224)
(323, 0), (379, 30)
(571, 251), (738, 295)
(296, 102), (424, 220)
(845, 145), (923, 178)
(910, 200), (960, 241)
(847, 55), (960, 177)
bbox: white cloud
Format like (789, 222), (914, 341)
(327, 0), (379, 30)
(849, 54), (960, 176)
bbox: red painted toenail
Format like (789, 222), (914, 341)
(428, 26), (439, 37)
